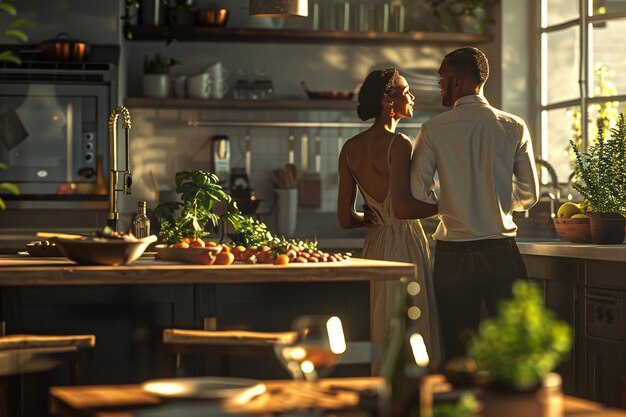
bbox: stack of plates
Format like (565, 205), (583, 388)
(401, 67), (440, 103)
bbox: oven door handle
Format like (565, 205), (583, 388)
(587, 293), (619, 304)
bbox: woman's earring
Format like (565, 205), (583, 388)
(389, 102), (395, 118)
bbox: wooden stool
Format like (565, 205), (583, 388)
(162, 328), (296, 377)
(0, 333), (95, 417)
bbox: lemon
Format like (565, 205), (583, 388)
(578, 200), (590, 212)
(557, 202), (582, 218)
(571, 213), (590, 219)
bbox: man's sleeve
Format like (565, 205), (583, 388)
(410, 127), (438, 204)
(512, 122), (539, 211)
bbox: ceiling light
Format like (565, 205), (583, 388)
(249, 0), (308, 17)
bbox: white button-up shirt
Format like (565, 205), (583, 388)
(410, 95), (539, 241)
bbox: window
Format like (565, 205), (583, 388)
(539, 0), (626, 183)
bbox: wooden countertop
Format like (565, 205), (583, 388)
(0, 256), (415, 286)
(49, 377), (626, 417)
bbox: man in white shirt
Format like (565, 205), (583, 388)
(408, 47), (539, 361)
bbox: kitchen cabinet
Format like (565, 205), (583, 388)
(523, 254), (583, 397)
(125, 26), (492, 45)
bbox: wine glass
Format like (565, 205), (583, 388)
(274, 315), (347, 381)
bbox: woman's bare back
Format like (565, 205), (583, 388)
(345, 129), (398, 203)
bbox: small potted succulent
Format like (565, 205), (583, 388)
(142, 53), (181, 98)
(467, 280), (572, 417)
(570, 113), (626, 244)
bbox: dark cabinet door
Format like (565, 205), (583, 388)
(524, 255), (582, 396)
(586, 337), (623, 406)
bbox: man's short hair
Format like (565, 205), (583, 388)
(445, 47), (489, 85)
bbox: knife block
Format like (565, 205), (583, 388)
(299, 172), (321, 208)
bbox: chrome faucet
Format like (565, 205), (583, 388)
(107, 106), (132, 231)
(534, 157), (560, 217)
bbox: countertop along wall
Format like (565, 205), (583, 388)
(0, 0), (504, 241)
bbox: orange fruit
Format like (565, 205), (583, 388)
(232, 245), (246, 261)
(198, 250), (216, 265)
(189, 239), (205, 248)
(182, 237), (194, 245)
(274, 254), (290, 265)
(172, 241), (189, 249)
(221, 245), (231, 253)
(206, 241), (219, 247)
(214, 251), (235, 266)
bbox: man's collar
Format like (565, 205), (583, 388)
(453, 95), (489, 108)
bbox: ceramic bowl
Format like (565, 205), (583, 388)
(53, 235), (157, 265)
(553, 218), (592, 243)
(156, 245), (222, 265)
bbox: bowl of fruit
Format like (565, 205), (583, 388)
(553, 201), (592, 243)
(51, 227), (157, 266)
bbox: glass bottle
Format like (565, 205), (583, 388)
(380, 277), (430, 417)
(133, 201), (150, 238)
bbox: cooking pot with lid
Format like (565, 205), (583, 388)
(36, 33), (91, 62)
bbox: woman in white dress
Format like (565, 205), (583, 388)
(337, 67), (441, 364)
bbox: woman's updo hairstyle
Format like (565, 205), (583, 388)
(356, 67), (399, 121)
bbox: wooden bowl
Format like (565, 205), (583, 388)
(553, 218), (592, 243)
(53, 236), (157, 265)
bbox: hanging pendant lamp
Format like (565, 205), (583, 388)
(249, 0), (308, 17)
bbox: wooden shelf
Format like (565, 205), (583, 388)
(126, 26), (492, 45)
(124, 97), (446, 112)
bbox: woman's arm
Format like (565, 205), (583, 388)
(390, 134), (438, 219)
(337, 143), (369, 229)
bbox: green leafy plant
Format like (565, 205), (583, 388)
(154, 170), (243, 245)
(426, 0), (497, 33)
(229, 215), (318, 252)
(0, 1), (34, 65)
(0, 162), (19, 210)
(143, 53), (181, 74)
(467, 280), (572, 391)
(570, 113), (626, 214)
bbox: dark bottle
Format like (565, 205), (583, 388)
(380, 277), (431, 417)
(133, 201), (150, 238)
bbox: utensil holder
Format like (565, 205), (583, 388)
(275, 188), (298, 237)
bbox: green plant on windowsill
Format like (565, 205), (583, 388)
(143, 52), (181, 74)
(570, 113), (626, 214)
(467, 280), (572, 391)
(153, 170), (244, 245)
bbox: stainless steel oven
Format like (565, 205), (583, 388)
(0, 61), (116, 204)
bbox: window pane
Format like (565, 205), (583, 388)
(545, 0), (579, 26)
(592, 19), (626, 96)
(546, 27), (580, 104)
(593, 0), (626, 16)
(544, 108), (576, 183)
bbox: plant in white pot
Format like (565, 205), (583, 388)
(570, 113), (626, 244)
(142, 53), (181, 98)
(467, 280), (572, 417)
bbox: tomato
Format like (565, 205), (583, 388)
(274, 254), (290, 265)
(214, 252), (235, 266)
(232, 245), (246, 261)
(198, 250), (216, 265)
(189, 239), (205, 248)
(220, 245), (231, 253)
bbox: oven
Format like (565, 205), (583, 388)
(0, 61), (116, 205)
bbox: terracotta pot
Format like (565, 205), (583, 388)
(483, 373), (564, 417)
(588, 212), (626, 244)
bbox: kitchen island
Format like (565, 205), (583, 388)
(0, 256), (414, 384)
(517, 241), (626, 408)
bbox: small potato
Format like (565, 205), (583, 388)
(293, 256), (308, 263)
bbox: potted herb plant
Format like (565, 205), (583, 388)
(142, 52), (181, 98)
(427, 0), (497, 34)
(570, 113), (626, 244)
(467, 280), (572, 417)
(153, 170), (243, 245)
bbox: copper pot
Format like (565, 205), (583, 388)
(196, 9), (229, 27)
(36, 33), (91, 62)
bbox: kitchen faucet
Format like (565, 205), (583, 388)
(107, 106), (132, 231)
(534, 157), (560, 218)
